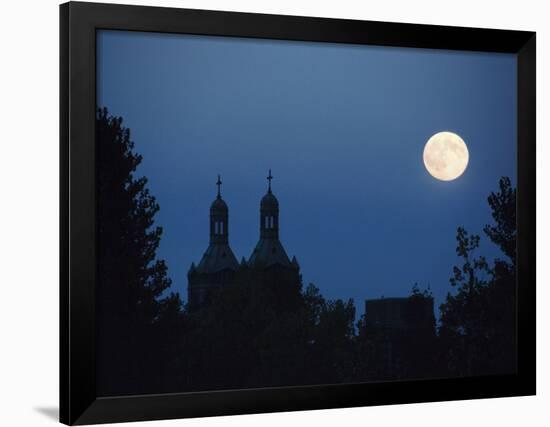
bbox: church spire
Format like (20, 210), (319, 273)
(267, 169), (273, 194)
(248, 170), (292, 268)
(216, 174), (222, 199)
(188, 176), (239, 309)
(209, 174), (229, 244)
(259, 169), (279, 239)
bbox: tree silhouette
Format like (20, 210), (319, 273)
(439, 177), (517, 376)
(310, 297), (356, 382)
(484, 177), (516, 267)
(96, 107), (181, 395)
(483, 177), (517, 373)
(439, 228), (492, 375)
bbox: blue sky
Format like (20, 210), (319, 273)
(97, 30), (516, 316)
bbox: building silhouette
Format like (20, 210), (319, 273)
(363, 297), (436, 378)
(365, 297), (435, 331)
(188, 171), (300, 309)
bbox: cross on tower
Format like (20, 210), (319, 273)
(216, 174), (222, 199)
(267, 169), (273, 193)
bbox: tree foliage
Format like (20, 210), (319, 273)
(96, 107), (181, 394)
(439, 177), (517, 376)
(484, 176), (516, 267)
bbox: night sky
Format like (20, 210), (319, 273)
(97, 30), (516, 317)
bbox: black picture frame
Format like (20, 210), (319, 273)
(60, 1), (536, 425)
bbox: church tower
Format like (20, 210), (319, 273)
(248, 170), (299, 271)
(187, 175), (239, 308)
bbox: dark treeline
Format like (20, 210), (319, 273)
(96, 108), (516, 396)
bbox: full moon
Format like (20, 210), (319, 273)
(423, 131), (469, 181)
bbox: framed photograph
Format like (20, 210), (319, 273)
(60, 1), (536, 425)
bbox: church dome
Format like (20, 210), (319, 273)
(210, 197), (228, 212)
(261, 192), (279, 210)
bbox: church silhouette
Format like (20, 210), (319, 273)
(188, 170), (300, 308)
